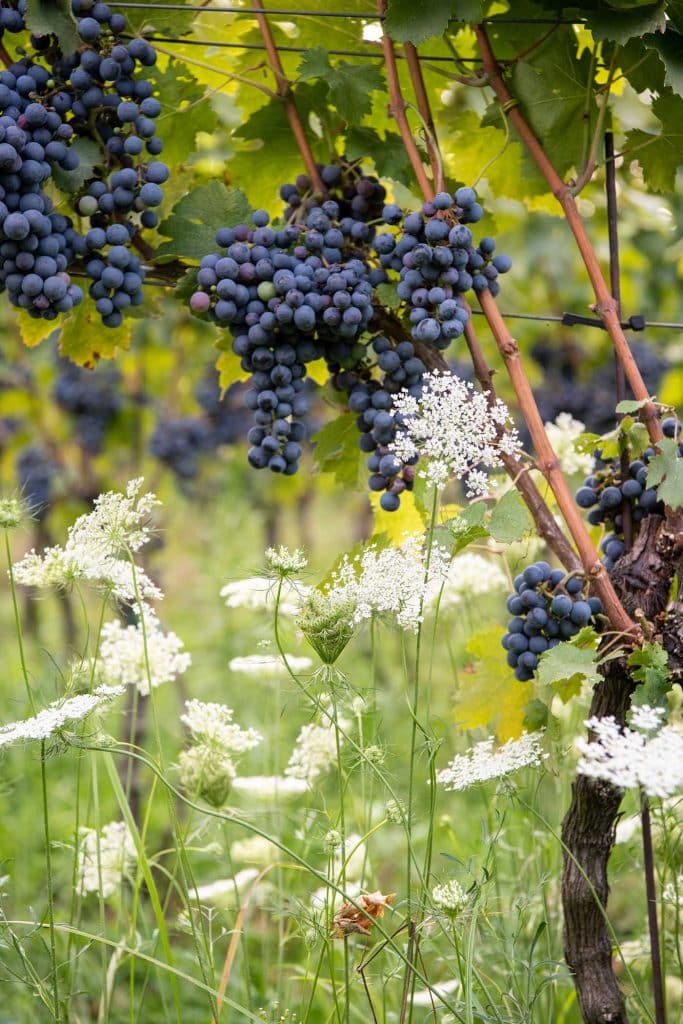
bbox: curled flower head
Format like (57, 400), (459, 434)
(432, 879), (468, 916)
(297, 587), (357, 664)
(178, 743), (237, 807)
(389, 370), (521, 495)
(0, 496), (25, 530)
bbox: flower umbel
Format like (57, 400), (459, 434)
(543, 413), (594, 477)
(0, 684), (124, 749)
(178, 700), (262, 807)
(285, 720), (339, 786)
(96, 609), (191, 696)
(432, 880), (468, 915)
(576, 706), (683, 798)
(265, 545), (308, 576)
(389, 370), (521, 494)
(436, 732), (547, 791)
(77, 820), (136, 899)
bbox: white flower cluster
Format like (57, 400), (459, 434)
(0, 684), (124, 749)
(432, 879), (468, 914)
(178, 700), (263, 807)
(77, 820), (136, 899)
(389, 370), (521, 494)
(543, 412), (594, 477)
(426, 552), (507, 611)
(576, 706), (683, 798)
(231, 775), (309, 801)
(13, 479), (161, 603)
(181, 700), (263, 753)
(220, 576), (309, 616)
(265, 545), (308, 574)
(285, 720), (339, 786)
(436, 732), (547, 791)
(96, 610), (191, 696)
(327, 533), (451, 633)
(228, 653), (312, 677)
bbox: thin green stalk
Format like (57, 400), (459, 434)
(5, 528), (35, 712)
(40, 741), (60, 1022)
(331, 690), (350, 1024)
(103, 754), (183, 1024)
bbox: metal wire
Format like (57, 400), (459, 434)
(469, 309), (683, 331)
(131, 34), (481, 61)
(109, 2), (584, 22)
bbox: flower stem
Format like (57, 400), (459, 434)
(41, 740), (61, 1022)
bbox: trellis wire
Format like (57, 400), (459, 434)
(109, 3), (583, 23)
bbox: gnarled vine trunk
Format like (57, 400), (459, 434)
(561, 513), (683, 1022)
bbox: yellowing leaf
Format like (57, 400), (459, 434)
(453, 626), (533, 741)
(306, 359), (329, 386)
(16, 311), (58, 350)
(216, 349), (250, 388)
(370, 488), (426, 543)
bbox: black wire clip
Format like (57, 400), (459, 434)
(561, 312), (646, 331)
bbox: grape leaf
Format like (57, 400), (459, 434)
(146, 61), (218, 169)
(629, 642), (672, 708)
(312, 413), (364, 489)
(588, 2), (666, 43)
(25, 0), (78, 55)
(488, 489), (532, 543)
(441, 502), (489, 554)
(642, 30), (683, 95)
(155, 183), (252, 263)
(298, 48), (385, 124)
(646, 436), (683, 506)
(59, 304), (133, 366)
(374, 281), (401, 312)
(624, 92), (683, 192)
(215, 350), (250, 389)
(510, 27), (596, 176)
(536, 629), (601, 702)
(453, 626), (534, 741)
(384, 0), (481, 43)
(16, 313), (59, 350)
(615, 397), (655, 413)
(371, 489), (427, 542)
(52, 138), (102, 193)
(345, 126), (415, 184)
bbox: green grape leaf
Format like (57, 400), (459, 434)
(374, 281), (401, 312)
(588, 2), (666, 43)
(384, 0), (481, 43)
(345, 126), (416, 183)
(510, 27), (596, 176)
(536, 628), (601, 703)
(488, 489), (532, 543)
(440, 502), (490, 554)
(59, 304), (133, 366)
(25, 0), (79, 55)
(642, 30), (683, 95)
(615, 397), (655, 414)
(298, 48), (385, 124)
(624, 92), (683, 192)
(312, 413), (364, 489)
(523, 697), (549, 732)
(146, 61), (218, 169)
(629, 642), (672, 708)
(454, 626), (534, 741)
(646, 436), (683, 506)
(51, 138), (102, 193)
(155, 183), (252, 263)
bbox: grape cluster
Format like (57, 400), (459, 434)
(575, 417), (681, 571)
(336, 336), (425, 511)
(0, 0), (166, 326)
(195, 371), (252, 446)
(0, 0), (25, 35)
(190, 209), (377, 474)
(53, 358), (123, 454)
(280, 161), (387, 243)
(149, 416), (214, 480)
(375, 188), (511, 348)
(501, 561), (604, 681)
(15, 443), (57, 519)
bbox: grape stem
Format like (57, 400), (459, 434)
(402, 44), (446, 193)
(251, 0), (325, 192)
(472, 23), (663, 447)
(378, 0), (433, 198)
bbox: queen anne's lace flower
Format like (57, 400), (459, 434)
(13, 479), (161, 602)
(326, 533), (451, 633)
(77, 820), (136, 898)
(231, 775), (309, 800)
(181, 700), (262, 753)
(220, 576), (309, 616)
(436, 732), (547, 791)
(285, 721), (339, 786)
(178, 701), (262, 807)
(265, 545), (308, 574)
(576, 706), (683, 798)
(389, 370), (521, 494)
(543, 412), (593, 477)
(0, 684), (124, 749)
(96, 610), (191, 696)
(432, 879), (468, 914)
